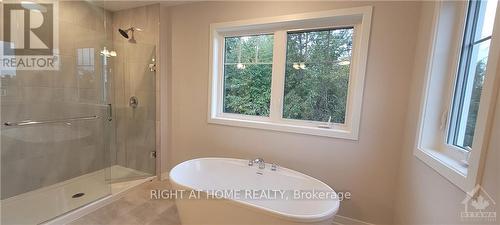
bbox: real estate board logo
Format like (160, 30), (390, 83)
(461, 185), (496, 222)
(1, 1), (59, 70)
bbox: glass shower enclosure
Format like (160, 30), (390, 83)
(0, 1), (157, 224)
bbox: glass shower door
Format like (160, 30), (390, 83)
(0, 1), (113, 224)
(110, 42), (156, 182)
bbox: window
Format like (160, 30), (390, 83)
(448, 0), (498, 150)
(284, 28), (353, 123)
(209, 7), (372, 139)
(223, 35), (274, 116)
(415, 0), (499, 192)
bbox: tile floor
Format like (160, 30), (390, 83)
(69, 180), (181, 225)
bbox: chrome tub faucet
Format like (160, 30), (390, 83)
(249, 158), (266, 169)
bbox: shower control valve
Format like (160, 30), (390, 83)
(129, 96), (139, 108)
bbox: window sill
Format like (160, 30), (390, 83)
(208, 116), (359, 140)
(414, 147), (469, 191)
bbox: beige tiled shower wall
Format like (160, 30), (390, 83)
(1, 1), (114, 199)
(111, 4), (159, 175)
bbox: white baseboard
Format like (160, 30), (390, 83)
(333, 215), (375, 225)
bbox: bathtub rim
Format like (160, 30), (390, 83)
(169, 157), (340, 223)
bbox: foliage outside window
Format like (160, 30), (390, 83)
(222, 29), (353, 124)
(223, 35), (274, 116)
(284, 28), (353, 123)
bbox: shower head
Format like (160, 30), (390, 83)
(118, 28), (129, 39)
(118, 27), (142, 40)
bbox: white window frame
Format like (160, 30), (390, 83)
(208, 7), (372, 140)
(414, 1), (500, 192)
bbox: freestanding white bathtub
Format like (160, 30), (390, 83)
(169, 158), (340, 225)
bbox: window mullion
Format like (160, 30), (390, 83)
(217, 36), (225, 117)
(472, 35), (491, 45)
(269, 30), (287, 121)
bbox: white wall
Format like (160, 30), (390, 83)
(161, 1), (422, 224)
(393, 2), (499, 224)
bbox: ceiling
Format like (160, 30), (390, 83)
(90, 0), (189, 12)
